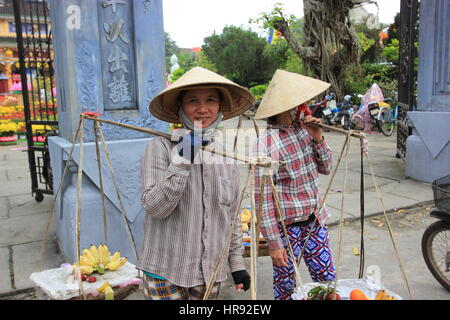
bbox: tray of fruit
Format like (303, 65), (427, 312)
(29, 245), (141, 300)
(291, 278), (402, 300)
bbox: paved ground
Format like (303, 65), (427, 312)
(0, 118), (448, 300)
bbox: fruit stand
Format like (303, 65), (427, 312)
(30, 245), (142, 300)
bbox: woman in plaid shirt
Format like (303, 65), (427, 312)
(254, 70), (336, 300)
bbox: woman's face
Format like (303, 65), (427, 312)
(181, 88), (221, 128)
(275, 110), (294, 126)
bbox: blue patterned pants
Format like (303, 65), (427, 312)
(273, 221), (336, 300)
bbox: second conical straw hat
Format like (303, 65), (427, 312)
(254, 69), (331, 120)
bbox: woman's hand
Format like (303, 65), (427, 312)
(270, 247), (289, 268)
(300, 116), (323, 143)
(231, 270), (251, 292)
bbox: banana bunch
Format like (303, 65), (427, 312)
(73, 244), (127, 275)
(97, 282), (115, 300)
(375, 289), (397, 300)
(241, 208), (255, 232)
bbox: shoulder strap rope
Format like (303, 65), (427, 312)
(203, 164), (253, 300)
(365, 152), (412, 299)
(332, 132), (352, 297)
(359, 138), (365, 278)
(93, 121), (108, 243)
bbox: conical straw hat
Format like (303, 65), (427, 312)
(150, 67), (254, 123)
(254, 69), (331, 120)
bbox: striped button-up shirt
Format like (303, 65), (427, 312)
(254, 122), (333, 250)
(138, 135), (245, 288)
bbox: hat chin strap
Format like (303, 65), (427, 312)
(178, 107), (223, 140)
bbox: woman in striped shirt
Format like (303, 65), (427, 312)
(138, 67), (253, 300)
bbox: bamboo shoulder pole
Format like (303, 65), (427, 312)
(83, 115), (285, 168)
(305, 121), (366, 139)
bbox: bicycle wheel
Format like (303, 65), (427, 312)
(421, 220), (450, 291)
(378, 107), (394, 136)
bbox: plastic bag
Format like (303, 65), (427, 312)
(355, 83), (385, 132)
(291, 277), (403, 300)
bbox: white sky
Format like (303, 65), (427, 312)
(163, 0), (400, 48)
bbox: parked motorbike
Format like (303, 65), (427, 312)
(421, 174), (450, 291)
(310, 92), (336, 125)
(330, 95), (355, 130)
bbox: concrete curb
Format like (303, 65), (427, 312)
(327, 200), (435, 227)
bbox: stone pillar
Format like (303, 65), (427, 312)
(406, 0), (450, 183)
(47, 0), (167, 263)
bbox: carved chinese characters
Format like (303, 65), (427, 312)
(100, 0), (135, 109)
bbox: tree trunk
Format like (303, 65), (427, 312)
(273, 0), (368, 100)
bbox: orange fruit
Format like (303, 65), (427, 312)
(349, 289), (370, 300)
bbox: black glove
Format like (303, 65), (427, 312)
(231, 270), (251, 291)
(176, 131), (209, 163)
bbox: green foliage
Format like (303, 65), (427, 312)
(250, 3), (308, 78)
(168, 51), (218, 82)
(165, 32), (179, 73)
(288, 18), (304, 44)
(165, 32), (178, 57)
(262, 35), (310, 76)
(177, 52), (196, 71)
(168, 68), (186, 83)
(284, 49), (311, 76)
(343, 62), (398, 102)
(249, 84), (268, 101)
(249, 2), (297, 31)
(386, 12), (400, 45)
(381, 39), (399, 63)
(343, 15), (401, 98)
(378, 78), (398, 104)
(249, 2), (317, 81)
(343, 64), (374, 97)
(353, 23), (382, 63)
(193, 51), (218, 72)
(356, 32), (375, 55)
(202, 25), (278, 87)
(263, 40), (290, 70)
(362, 63), (392, 79)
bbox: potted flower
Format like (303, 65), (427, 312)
(0, 120), (19, 145)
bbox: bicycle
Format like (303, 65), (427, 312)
(376, 99), (397, 136)
(421, 174), (450, 291)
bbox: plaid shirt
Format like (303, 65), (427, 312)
(254, 122), (333, 250)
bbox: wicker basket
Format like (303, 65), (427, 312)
(432, 174), (450, 212)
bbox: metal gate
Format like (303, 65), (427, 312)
(12, 0), (57, 202)
(397, 0), (419, 159)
